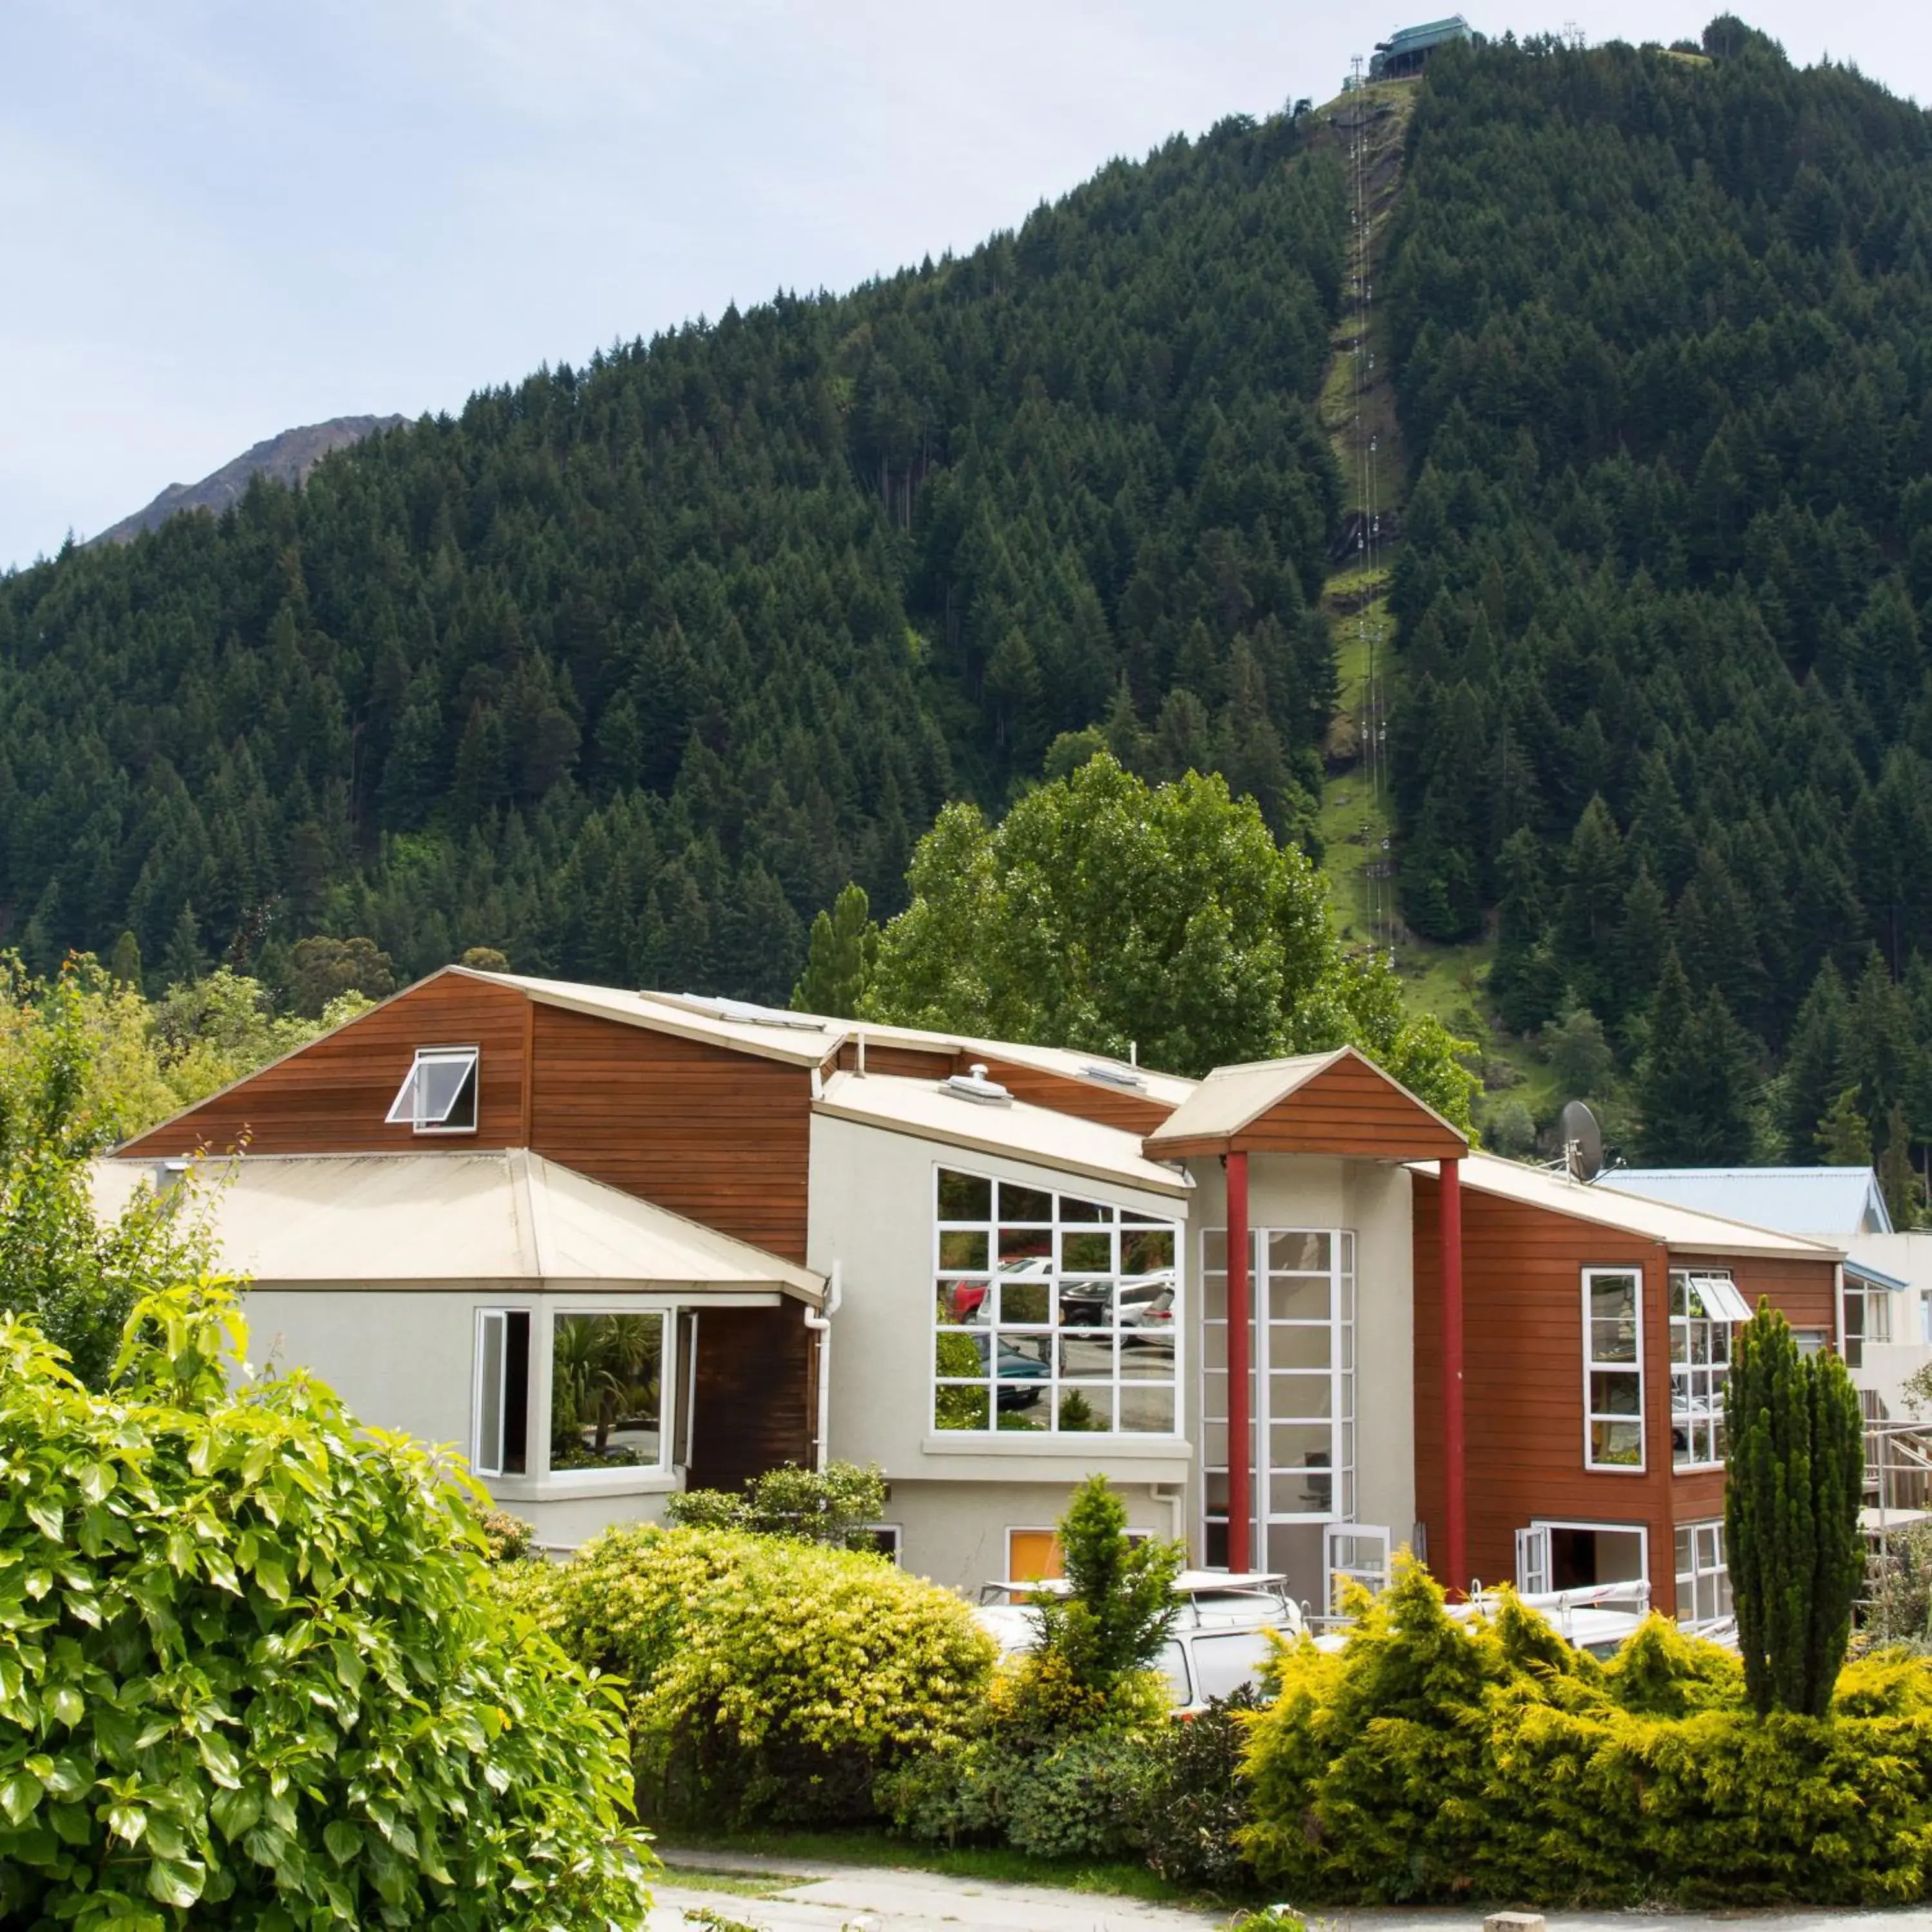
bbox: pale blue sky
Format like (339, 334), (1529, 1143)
(4, 2), (1927, 569)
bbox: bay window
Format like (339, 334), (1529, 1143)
(932, 1166), (1179, 1435)
(1582, 1269), (1643, 1470)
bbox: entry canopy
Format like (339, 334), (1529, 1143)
(1144, 1046), (1468, 1162)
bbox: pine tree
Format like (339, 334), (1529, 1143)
(1725, 1305), (1865, 1717)
(1816, 1087), (1872, 1166)
(1634, 952), (1760, 1164)
(790, 883), (878, 1018)
(1879, 1097), (1918, 1229)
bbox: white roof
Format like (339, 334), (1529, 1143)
(1597, 1166), (1893, 1238)
(814, 1070), (1192, 1202)
(1410, 1153), (1843, 1260)
(466, 969), (1197, 1107)
(93, 1150), (824, 1300)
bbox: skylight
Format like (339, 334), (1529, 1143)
(386, 1047), (480, 1132)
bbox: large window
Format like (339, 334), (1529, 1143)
(1674, 1519), (1731, 1627)
(1582, 1269), (1643, 1471)
(549, 1311), (667, 1470)
(1669, 1269), (1749, 1469)
(932, 1167), (1179, 1435)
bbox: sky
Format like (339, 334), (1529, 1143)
(4, 1), (1929, 571)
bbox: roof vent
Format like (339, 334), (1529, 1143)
(942, 1063), (1012, 1106)
(1079, 1061), (1146, 1091)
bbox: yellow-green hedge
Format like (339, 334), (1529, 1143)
(493, 1525), (996, 1824)
(1242, 1560), (1932, 1906)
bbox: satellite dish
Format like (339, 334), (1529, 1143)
(1559, 1100), (1604, 1182)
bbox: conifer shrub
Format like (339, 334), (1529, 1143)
(1242, 1559), (1932, 1907)
(528, 1524), (995, 1826)
(0, 1286), (650, 1931)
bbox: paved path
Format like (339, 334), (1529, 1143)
(648, 1850), (1932, 1932)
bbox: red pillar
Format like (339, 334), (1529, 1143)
(1441, 1155), (1466, 1598)
(1227, 1150), (1253, 1573)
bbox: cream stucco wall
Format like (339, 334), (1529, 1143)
(243, 1286), (681, 1551)
(884, 1478), (1184, 1594)
(806, 1112), (1195, 1495)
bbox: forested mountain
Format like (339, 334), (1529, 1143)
(0, 111), (1342, 1005)
(1383, 20), (1932, 1164)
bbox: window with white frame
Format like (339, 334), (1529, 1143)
(386, 1046), (479, 1133)
(473, 1309), (531, 1477)
(549, 1311), (668, 1472)
(1669, 1269), (1750, 1469)
(932, 1167), (1179, 1435)
(1674, 1519), (1731, 1627)
(1582, 1269), (1644, 1470)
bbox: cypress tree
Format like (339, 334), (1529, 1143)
(1725, 1305), (1865, 1718)
(790, 882), (878, 1018)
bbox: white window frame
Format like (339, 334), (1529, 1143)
(472, 1306), (531, 1479)
(386, 1045), (480, 1134)
(1582, 1267), (1646, 1473)
(858, 1524), (902, 1564)
(930, 1164), (1182, 1441)
(1515, 1524), (1550, 1595)
(1674, 1518), (1730, 1629)
(1522, 1517), (1651, 1593)
(1669, 1270), (1743, 1472)
(1324, 1522), (1392, 1613)
(545, 1304), (676, 1482)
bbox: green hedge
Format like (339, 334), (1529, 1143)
(1242, 1559), (1932, 1907)
(500, 1524), (996, 1826)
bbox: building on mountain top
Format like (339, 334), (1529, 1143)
(103, 966), (1852, 1627)
(1368, 15), (1472, 80)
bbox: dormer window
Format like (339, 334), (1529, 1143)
(386, 1047), (479, 1133)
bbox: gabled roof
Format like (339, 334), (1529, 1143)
(1596, 1166), (1893, 1238)
(814, 1070), (1192, 1202)
(93, 1150), (824, 1302)
(1143, 1046), (1467, 1161)
(1412, 1153), (1845, 1261)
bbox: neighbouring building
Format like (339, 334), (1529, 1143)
(108, 967), (1848, 1622)
(1368, 15), (1473, 81)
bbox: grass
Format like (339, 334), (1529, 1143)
(655, 1824), (1207, 1905)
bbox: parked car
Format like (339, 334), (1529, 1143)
(974, 1571), (1305, 1714)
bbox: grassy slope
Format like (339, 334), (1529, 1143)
(1309, 81), (1542, 1121)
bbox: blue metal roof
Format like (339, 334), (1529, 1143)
(1598, 1166), (1893, 1239)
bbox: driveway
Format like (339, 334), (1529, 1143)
(648, 1853), (1932, 1932)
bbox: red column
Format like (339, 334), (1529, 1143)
(1227, 1150), (1253, 1573)
(1441, 1155), (1466, 1598)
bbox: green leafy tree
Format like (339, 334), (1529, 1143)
(0, 1284), (652, 1927)
(1725, 1303), (1865, 1717)
(1030, 1475), (1184, 1700)
(857, 755), (1475, 1122)
(790, 882), (879, 1018)
(283, 936), (397, 1019)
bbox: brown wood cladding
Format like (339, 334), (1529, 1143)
(831, 1041), (957, 1080)
(528, 1003), (812, 1264)
(1413, 1177), (1843, 1618)
(829, 1040), (1176, 1132)
(119, 973), (531, 1157)
(1236, 1055), (1466, 1158)
(688, 1305), (815, 1490)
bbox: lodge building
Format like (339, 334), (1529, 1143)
(110, 966), (1847, 1620)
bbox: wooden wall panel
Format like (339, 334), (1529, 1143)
(976, 1057), (1175, 1134)
(688, 1306), (815, 1491)
(120, 972), (530, 1157)
(1237, 1055), (1466, 1159)
(1414, 1182), (1848, 1618)
(832, 1041), (956, 1080)
(529, 1003), (812, 1264)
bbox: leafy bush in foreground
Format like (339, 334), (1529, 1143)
(518, 1524), (995, 1826)
(1243, 1559), (1932, 1906)
(0, 1287), (651, 1931)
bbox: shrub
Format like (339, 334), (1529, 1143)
(540, 1524), (995, 1826)
(478, 1508), (536, 1563)
(663, 1459), (886, 1549)
(1242, 1557), (1932, 1906)
(1134, 1687), (1264, 1891)
(1031, 1475), (1184, 1699)
(0, 1285), (651, 1931)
